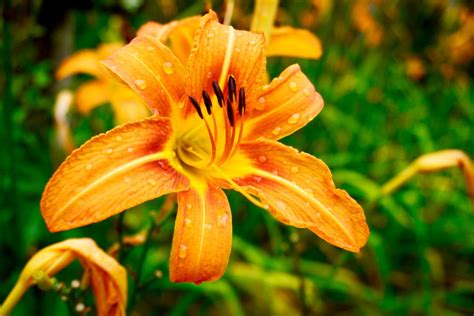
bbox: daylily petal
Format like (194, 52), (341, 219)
(268, 27), (323, 59)
(0, 238), (127, 316)
(102, 36), (187, 117)
(234, 139), (369, 252)
(110, 87), (151, 124)
(75, 80), (109, 114)
(186, 11), (266, 114)
(56, 43), (123, 80)
(137, 17), (200, 64)
(170, 184), (232, 283)
(41, 116), (189, 232)
(56, 49), (102, 79)
(244, 64), (324, 141)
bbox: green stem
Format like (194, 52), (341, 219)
(250, 0), (279, 41)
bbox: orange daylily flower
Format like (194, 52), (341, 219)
(0, 239), (127, 316)
(137, 13), (322, 62)
(41, 11), (369, 283)
(57, 43), (150, 125)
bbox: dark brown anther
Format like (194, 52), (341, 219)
(238, 87), (245, 116)
(202, 91), (212, 115)
(188, 96), (203, 119)
(228, 75), (237, 102)
(212, 80), (224, 107)
(226, 98), (235, 127)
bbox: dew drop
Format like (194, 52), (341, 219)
(85, 164), (92, 171)
(127, 147), (134, 153)
(134, 79), (146, 90)
(206, 71), (212, 79)
(115, 136), (122, 141)
(303, 88), (310, 96)
(124, 176), (131, 183)
(290, 166), (299, 173)
(103, 148), (113, 154)
(263, 204), (270, 210)
(146, 46), (154, 52)
(178, 244), (188, 258)
(287, 113), (300, 124)
(207, 32), (215, 39)
(253, 176), (262, 183)
(272, 127), (282, 136)
(262, 84), (270, 91)
(256, 97), (266, 110)
(276, 200), (288, 210)
(258, 155), (267, 163)
(148, 179), (157, 186)
(204, 223), (212, 230)
(304, 188), (314, 195)
(217, 213), (229, 228)
(162, 61), (174, 75)
(249, 39), (257, 45)
(184, 218), (192, 228)
(186, 203), (192, 209)
(289, 81), (298, 92)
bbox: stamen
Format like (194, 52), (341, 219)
(228, 75), (237, 102)
(202, 91), (213, 115)
(238, 87), (245, 116)
(188, 96), (203, 119)
(212, 80), (224, 107)
(226, 97), (235, 127)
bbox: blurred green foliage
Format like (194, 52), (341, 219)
(1, 0), (473, 315)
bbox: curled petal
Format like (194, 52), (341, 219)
(102, 36), (187, 117)
(41, 117), (189, 232)
(244, 64), (324, 141)
(268, 27), (323, 59)
(234, 139), (369, 252)
(110, 88), (151, 124)
(186, 11), (266, 115)
(0, 238), (127, 316)
(170, 184), (232, 283)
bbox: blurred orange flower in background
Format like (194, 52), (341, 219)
(57, 43), (150, 125)
(0, 238), (127, 316)
(41, 11), (369, 284)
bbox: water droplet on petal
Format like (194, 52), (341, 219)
(178, 244), (188, 258)
(290, 166), (299, 173)
(287, 113), (300, 124)
(207, 32), (215, 39)
(115, 136), (122, 141)
(272, 127), (282, 136)
(258, 155), (267, 163)
(186, 203), (192, 209)
(217, 213), (229, 228)
(148, 179), (157, 186)
(253, 176), (262, 183)
(256, 97), (266, 110)
(289, 81), (298, 92)
(162, 61), (174, 74)
(303, 88), (310, 96)
(85, 164), (92, 171)
(127, 147), (134, 153)
(184, 218), (192, 228)
(146, 46), (154, 52)
(207, 71), (212, 79)
(262, 84), (270, 91)
(249, 39), (257, 45)
(134, 79), (146, 90)
(276, 200), (288, 210)
(263, 204), (270, 210)
(124, 176), (131, 183)
(204, 223), (212, 230)
(103, 148), (113, 154)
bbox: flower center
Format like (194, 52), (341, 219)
(177, 75), (246, 170)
